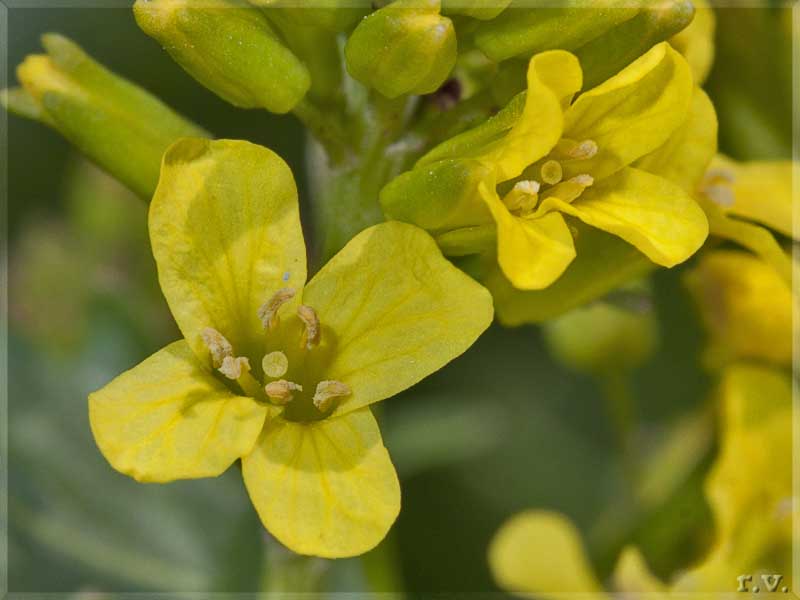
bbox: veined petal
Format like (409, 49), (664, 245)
(481, 181), (576, 290)
(636, 88), (718, 193)
(564, 42), (693, 180)
(149, 138), (307, 365)
(544, 167), (708, 267)
(242, 408), (400, 558)
(418, 51), (581, 182)
(489, 510), (606, 598)
(89, 341), (267, 483)
(303, 221), (493, 416)
(713, 156), (796, 239)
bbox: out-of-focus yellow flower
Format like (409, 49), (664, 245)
(670, 0), (715, 84)
(383, 42), (709, 292)
(685, 250), (793, 368)
(695, 156), (796, 285)
(489, 364), (792, 597)
(89, 138), (493, 558)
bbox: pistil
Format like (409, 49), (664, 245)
(540, 160), (563, 185)
(262, 350), (289, 378)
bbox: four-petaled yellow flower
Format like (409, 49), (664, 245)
(89, 138), (493, 558)
(384, 42), (709, 292)
(488, 364), (792, 597)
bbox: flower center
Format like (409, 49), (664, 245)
(202, 287), (352, 422)
(501, 138), (597, 218)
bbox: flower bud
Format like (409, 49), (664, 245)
(576, 0), (695, 89)
(249, 0), (368, 31)
(685, 250), (794, 368)
(7, 33), (208, 199)
(380, 158), (493, 234)
(441, 0), (511, 20)
(473, 1), (641, 62)
(345, 0), (457, 98)
(134, 0), (310, 113)
(544, 289), (658, 375)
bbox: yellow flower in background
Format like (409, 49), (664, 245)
(685, 250), (793, 368)
(89, 138), (493, 558)
(670, 0), (715, 84)
(488, 364), (792, 597)
(393, 42), (708, 291)
(696, 155), (797, 285)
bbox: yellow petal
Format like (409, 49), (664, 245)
(482, 50), (581, 181)
(302, 221), (494, 416)
(670, 0), (716, 84)
(713, 156), (796, 240)
(149, 138), (307, 365)
(698, 194), (793, 286)
(612, 547), (667, 594)
(488, 510), (605, 597)
(241, 408), (400, 558)
(542, 167), (708, 267)
(481, 181), (576, 290)
(564, 42), (693, 179)
(636, 88), (718, 193)
(89, 340), (267, 483)
(417, 50), (581, 182)
(685, 250), (793, 368)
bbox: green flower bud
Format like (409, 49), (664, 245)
(249, 0), (368, 31)
(472, 1), (641, 62)
(6, 33), (207, 199)
(345, 0), (457, 98)
(380, 158), (492, 233)
(576, 0), (695, 89)
(134, 0), (310, 113)
(544, 290), (658, 375)
(441, 0), (511, 20)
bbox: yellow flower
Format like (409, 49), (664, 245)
(685, 250), (793, 368)
(695, 155), (797, 285)
(391, 42), (708, 291)
(88, 138), (493, 558)
(488, 364), (791, 597)
(670, 0), (716, 84)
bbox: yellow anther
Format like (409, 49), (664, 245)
(257, 287), (296, 331)
(264, 380), (303, 405)
(567, 139), (598, 160)
(540, 160), (563, 185)
(262, 351), (289, 378)
(502, 180), (540, 215)
(297, 304), (321, 349)
(201, 327), (233, 368)
(218, 355), (251, 380)
(313, 380), (351, 412)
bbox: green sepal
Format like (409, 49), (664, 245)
(472, 1), (641, 62)
(380, 158), (493, 233)
(11, 33), (208, 199)
(345, 0), (457, 99)
(441, 0), (511, 20)
(575, 0), (695, 89)
(484, 221), (653, 325)
(134, 0), (310, 113)
(249, 0), (369, 31)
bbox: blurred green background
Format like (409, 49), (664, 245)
(6, 4), (793, 594)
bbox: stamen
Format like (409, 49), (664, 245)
(502, 180), (540, 215)
(297, 304), (321, 349)
(201, 327), (233, 368)
(257, 287), (296, 331)
(540, 174), (595, 204)
(218, 355), (251, 380)
(262, 351), (289, 378)
(704, 184), (735, 208)
(540, 160), (563, 185)
(704, 167), (736, 184)
(567, 139), (598, 160)
(264, 380), (303, 405)
(313, 380), (351, 412)
(572, 174), (594, 187)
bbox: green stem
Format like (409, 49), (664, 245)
(258, 533), (330, 596)
(293, 98), (350, 166)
